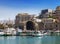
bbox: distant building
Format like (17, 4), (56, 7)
(37, 18), (60, 30)
(53, 6), (60, 21)
(38, 8), (60, 30)
(42, 18), (56, 30)
(56, 6), (60, 11)
(39, 9), (53, 18)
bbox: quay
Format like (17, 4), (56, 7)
(0, 28), (60, 36)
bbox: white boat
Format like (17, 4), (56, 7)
(0, 29), (4, 35)
(0, 32), (4, 36)
(16, 30), (48, 36)
(4, 28), (16, 35)
(32, 31), (47, 37)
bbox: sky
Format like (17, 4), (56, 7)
(0, 0), (60, 20)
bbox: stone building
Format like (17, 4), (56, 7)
(53, 6), (60, 21)
(38, 7), (60, 31)
(15, 13), (36, 31)
(52, 6), (60, 30)
(15, 6), (60, 31)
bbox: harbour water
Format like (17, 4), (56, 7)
(0, 36), (60, 44)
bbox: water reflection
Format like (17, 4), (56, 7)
(41, 36), (60, 44)
(15, 36), (42, 44)
(41, 36), (56, 44)
(0, 36), (60, 44)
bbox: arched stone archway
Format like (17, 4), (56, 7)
(26, 21), (35, 30)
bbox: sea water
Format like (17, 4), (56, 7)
(0, 36), (60, 44)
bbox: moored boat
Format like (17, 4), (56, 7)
(0, 32), (4, 36)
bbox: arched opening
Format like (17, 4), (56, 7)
(26, 21), (35, 30)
